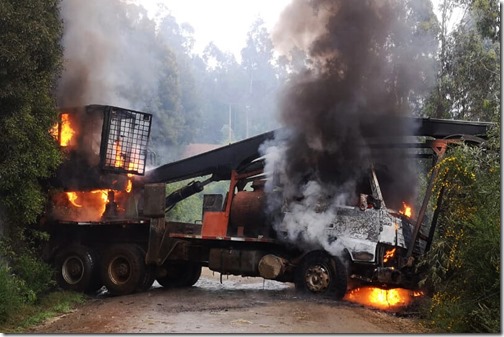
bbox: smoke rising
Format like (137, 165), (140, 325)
(57, 0), (189, 171)
(57, 0), (160, 109)
(263, 0), (437, 249)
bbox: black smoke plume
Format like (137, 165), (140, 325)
(262, 0), (437, 247)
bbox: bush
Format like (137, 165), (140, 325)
(13, 253), (55, 303)
(0, 265), (23, 323)
(0, 228), (55, 306)
(418, 137), (500, 332)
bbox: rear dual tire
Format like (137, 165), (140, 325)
(54, 244), (102, 293)
(100, 244), (149, 296)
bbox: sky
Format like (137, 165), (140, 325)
(134, 0), (459, 62)
(136, 0), (291, 60)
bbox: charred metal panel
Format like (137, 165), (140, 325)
(143, 183), (165, 217)
(322, 206), (407, 263)
(146, 218), (165, 264)
(203, 194), (224, 213)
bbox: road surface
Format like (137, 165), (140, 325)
(27, 268), (430, 333)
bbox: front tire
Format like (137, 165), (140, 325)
(295, 251), (347, 299)
(101, 244), (146, 296)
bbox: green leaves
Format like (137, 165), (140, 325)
(0, 0), (62, 228)
(419, 140), (500, 332)
(425, 0), (500, 121)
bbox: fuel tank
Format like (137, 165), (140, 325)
(229, 183), (269, 237)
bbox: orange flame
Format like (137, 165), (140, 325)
(383, 248), (396, 263)
(51, 113), (76, 146)
(399, 202), (412, 218)
(66, 192), (82, 207)
(344, 287), (417, 310)
(114, 140), (124, 168)
(125, 161), (138, 193)
(56, 189), (119, 221)
(126, 179), (132, 193)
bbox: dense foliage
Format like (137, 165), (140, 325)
(418, 0), (500, 332)
(418, 125), (500, 332)
(0, 0), (63, 324)
(0, 0), (63, 227)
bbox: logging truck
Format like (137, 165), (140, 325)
(40, 105), (489, 298)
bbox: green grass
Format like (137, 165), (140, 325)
(0, 290), (86, 333)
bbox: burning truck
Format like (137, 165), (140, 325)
(41, 104), (489, 301)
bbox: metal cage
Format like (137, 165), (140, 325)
(100, 106), (152, 175)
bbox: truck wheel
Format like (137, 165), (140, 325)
(137, 266), (155, 292)
(101, 244), (146, 296)
(55, 244), (101, 293)
(156, 263), (201, 288)
(178, 263), (202, 287)
(295, 252), (347, 300)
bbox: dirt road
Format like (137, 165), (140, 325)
(28, 268), (430, 333)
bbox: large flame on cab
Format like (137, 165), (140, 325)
(50, 122), (136, 221)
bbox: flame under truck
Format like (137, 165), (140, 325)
(41, 105), (490, 298)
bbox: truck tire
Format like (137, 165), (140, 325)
(178, 263), (202, 287)
(156, 263), (202, 288)
(295, 251), (347, 300)
(137, 266), (155, 292)
(101, 244), (146, 296)
(55, 244), (101, 293)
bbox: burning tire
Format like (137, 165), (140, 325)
(55, 244), (101, 293)
(295, 251), (347, 300)
(156, 263), (202, 288)
(101, 244), (146, 296)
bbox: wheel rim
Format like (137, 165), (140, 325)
(108, 256), (131, 285)
(62, 256), (85, 285)
(304, 264), (330, 293)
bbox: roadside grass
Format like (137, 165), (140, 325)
(0, 290), (86, 333)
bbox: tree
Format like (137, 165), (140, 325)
(0, 0), (63, 230)
(157, 15), (202, 147)
(424, 0), (500, 120)
(417, 1), (500, 331)
(241, 18), (282, 136)
(194, 42), (248, 144)
(0, 0), (63, 318)
(418, 126), (500, 332)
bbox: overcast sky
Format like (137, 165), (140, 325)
(135, 0), (458, 61)
(135, 0), (291, 59)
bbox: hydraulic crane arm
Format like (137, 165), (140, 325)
(138, 117), (491, 185)
(138, 130), (274, 184)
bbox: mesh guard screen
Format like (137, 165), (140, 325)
(100, 107), (152, 175)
